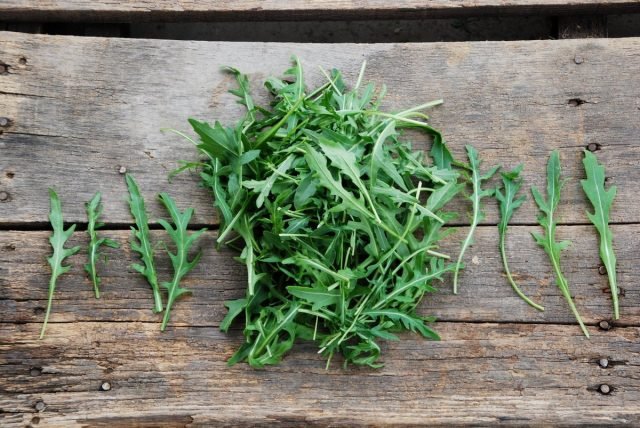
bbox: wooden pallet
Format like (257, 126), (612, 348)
(1, 31), (639, 426)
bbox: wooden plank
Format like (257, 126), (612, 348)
(1, 33), (640, 226)
(1, 0), (640, 22)
(1, 225), (637, 327)
(1, 321), (638, 426)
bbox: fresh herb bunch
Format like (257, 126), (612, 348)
(182, 58), (460, 368)
(532, 151), (589, 337)
(580, 150), (619, 319)
(452, 145), (499, 294)
(495, 165), (544, 311)
(85, 192), (120, 298)
(41, 189), (81, 338)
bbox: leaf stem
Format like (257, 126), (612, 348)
(500, 233), (544, 311)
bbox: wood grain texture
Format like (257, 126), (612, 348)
(1, 0), (640, 22)
(1, 225), (637, 328)
(1, 321), (638, 426)
(1, 32), (640, 226)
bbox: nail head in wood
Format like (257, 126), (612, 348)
(29, 367), (42, 376)
(598, 265), (607, 275)
(118, 166), (127, 174)
(599, 320), (611, 331)
(0, 117), (9, 127)
(574, 55), (584, 64)
(599, 384), (611, 394)
(0, 191), (9, 201)
(599, 358), (609, 368)
(34, 400), (46, 412)
(587, 143), (599, 152)
(100, 381), (111, 391)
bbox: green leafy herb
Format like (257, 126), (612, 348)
(179, 58), (461, 368)
(452, 145), (499, 294)
(125, 174), (163, 313)
(532, 150), (589, 337)
(84, 192), (120, 298)
(157, 193), (207, 331)
(495, 165), (544, 311)
(581, 150), (619, 319)
(41, 189), (81, 339)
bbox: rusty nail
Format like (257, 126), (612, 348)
(599, 384), (611, 394)
(598, 265), (607, 275)
(599, 320), (611, 331)
(34, 400), (46, 412)
(118, 166), (127, 174)
(30, 367), (42, 376)
(0, 117), (9, 127)
(0, 191), (9, 201)
(574, 55), (584, 64)
(587, 143), (599, 152)
(599, 358), (609, 368)
(100, 381), (111, 391)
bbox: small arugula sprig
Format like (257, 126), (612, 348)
(41, 189), (81, 339)
(452, 145), (499, 294)
(157, 193), (207, 331)
(532, 150), (589, 337)
(495, 165), (544, 311)
(85, 192), (119, 298)
(581, 150), (619, 319)
(125, 174), (163, 313)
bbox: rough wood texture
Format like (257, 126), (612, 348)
(2, 322), (638, 427)
(2, 33), (640, 226)
(1, 226), (637, 327)
(1, 0), (640, 22)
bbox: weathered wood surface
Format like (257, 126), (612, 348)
(2, 322), (638, 427)
(2, 0), (640, 22)
(2, 32), (640, 226)
(1, 226), (637, 327)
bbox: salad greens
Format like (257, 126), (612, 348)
(182, 58), (461, 367)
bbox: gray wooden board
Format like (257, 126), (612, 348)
(1, 0), (640, 22)
(1, 32), (640, 226)
(1, 321), (638, 426)
(0, 226), (636, 328)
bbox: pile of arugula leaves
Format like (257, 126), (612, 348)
(183, 58), (461, 368)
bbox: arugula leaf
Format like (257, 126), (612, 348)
(532, 150), (589, 337)
(180, 58), (459, 368)
(581, 150), (619, 319)
(495, 166), (544, 311)
(157, 193), (207, 331)
(453, 145), (499, 294)
(84, 192), (120, 299)
(125, 174), (163, 313)
(41, 189), (81, 339)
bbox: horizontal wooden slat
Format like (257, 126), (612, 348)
(1, 321), (638, 426)
(1, 1), (640, 22)
(1, 225), (636, 327)
(1, 33), (639, 226)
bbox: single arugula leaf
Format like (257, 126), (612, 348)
(453, 145), (500, 294)
(532, 150), (589, 337)
(125, 174), (163, 313)
(84, 192), (120, 299)
(41, 189), (81, 339)
(581, 150), (619, 319)
(157, 193), (207, 331)
(495, 165), (544, 311)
